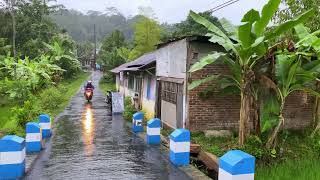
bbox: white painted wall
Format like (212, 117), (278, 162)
(155, 39), (188, 79)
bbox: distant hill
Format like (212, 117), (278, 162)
(50, 9), (172, 43)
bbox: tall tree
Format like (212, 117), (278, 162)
(274, 0), (320, 32)
(97, 30), (127, 71)
(130, 16), (162, 60)
(76, 41), (94, 66)
(172, 11), (225, 38)
(0, 0), (17, 59)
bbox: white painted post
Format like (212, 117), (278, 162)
(0, 135), (26, 179)
(169, 129), (190, 166)
(219, 150), (255, 180)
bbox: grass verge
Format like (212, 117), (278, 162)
(98, 78), (116, 95)
(191, 130), (320, 180)
(0, 72), (90, 137)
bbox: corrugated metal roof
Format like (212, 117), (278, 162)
(156, 35), (210, 48)
(110, 52), (156, 73)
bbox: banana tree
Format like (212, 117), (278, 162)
(264, 52), (320, 148)
(293, 24), (320, 136)
(189, 0), (314, 145)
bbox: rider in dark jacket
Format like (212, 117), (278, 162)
(85, 81), (94, 89)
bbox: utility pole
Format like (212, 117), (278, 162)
(93, 24), (97, 71)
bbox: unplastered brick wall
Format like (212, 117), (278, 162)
(187, 63), (314, 131)
(187, 63), (241, 131)
(283, 92), (313, 129)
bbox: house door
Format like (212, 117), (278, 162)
(160, 81), (184, 129)
(176, 84), (184, 128)
(155, 80), (162, 118)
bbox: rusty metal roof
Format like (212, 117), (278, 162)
(156, 35), (210, 48)
(110, 52), (156, 73)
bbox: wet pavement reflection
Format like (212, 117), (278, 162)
(25, 72), (191, 180)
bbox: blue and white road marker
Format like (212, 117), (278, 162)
(0, 135), (25, 179)
(132, 112), (144, 133)
(147, 118), (161, 144)
(169, 129), (190, 166)
(26, 122), (42, 153)
(219, 150), (255, 180)
(39, 114), (51, 138)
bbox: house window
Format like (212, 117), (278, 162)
(161, 81), (178, 104)
(128, 75), (134, 90)
(192, 52), (199, 59)
(146, 76), (152, 100)
(134, 76), (142, 92)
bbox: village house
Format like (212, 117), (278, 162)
(155, 35), (314, 132)
(112, 36), (314, 132)
(111, 52), (156, 119)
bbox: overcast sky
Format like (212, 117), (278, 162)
(53, 0), (269, 24)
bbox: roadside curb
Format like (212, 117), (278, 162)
(123, 120), (211, 180)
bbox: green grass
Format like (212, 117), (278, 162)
(98, 79), (116, 95)
(50, 72), (91, 116)
(191, 130), (320, 180)
(0, 72), (90, 137)
(0, 106), (12, 127)
(256, 157), (320, 180)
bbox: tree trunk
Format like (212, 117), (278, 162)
(239, 70), (258, 145)
(311, 97), (320, 137)
(239, 90), (257, 145)
(267, 109), (285, 148)
(311, 83), (320, 137)
(9, 0), (16, 78)
(12, 12), (16, 59)
(252, 98), (261, 136)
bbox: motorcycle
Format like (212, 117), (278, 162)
(84, 88), (93, 102)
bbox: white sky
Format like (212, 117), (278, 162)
(53, 0), (269, 24)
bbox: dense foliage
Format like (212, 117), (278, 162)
(189, 0), (315, 146)
(97, 30), (127, 74)
(129, 16), (162, 60)
(171, 11), (225, 38)
(0, 0), (84, 136)
(274, 0), (320, 33)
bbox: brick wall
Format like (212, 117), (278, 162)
(283, 92), (313, 129)
(187, 63), (240, 131)
(187, 63), (314, 132)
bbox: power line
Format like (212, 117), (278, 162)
(207, 0), (240, 13)
(208, 0), (235, 12)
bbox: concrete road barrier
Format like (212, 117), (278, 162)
(147, 118), (161, 144)
(169, 129), (190, 166)
(26, 122), (42, 153)
(0, 135), (26, 179)
(39, 114), (51, 138)
(219, 150), (255, 180)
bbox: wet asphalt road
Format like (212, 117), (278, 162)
(25, 71), (191, 180)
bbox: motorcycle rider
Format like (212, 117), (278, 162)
(85, 80), (94, 89)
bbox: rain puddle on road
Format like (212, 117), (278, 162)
(25, 72), (191, 180)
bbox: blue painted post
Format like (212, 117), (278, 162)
(132, 112), (144, 133)
(169, 129), (190, 166)
(219, 150), (255, 180)
(0, 135), (25, 179)
(146, 118), (161, 144)
(26, 122), (42, 153)
(39, 114), (51, 138)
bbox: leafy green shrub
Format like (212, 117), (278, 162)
(1, 118), (24, 137)
(123, 97), (136, 121)
(102, 72), (115, 83)
(37, 86), (66, 114)
(10, 100), (39, 127)
(240, 135), (268, 159)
